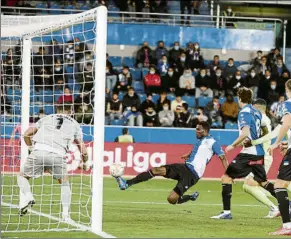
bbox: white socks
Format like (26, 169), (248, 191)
(17, 175), (34, 204)
(61, 181), (71, 217)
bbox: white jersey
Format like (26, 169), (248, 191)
(261, 113), (272, 146)
(33, 114), (83, 156)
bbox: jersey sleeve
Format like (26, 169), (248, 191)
(282, 101), (291, 116)
(35, 117), (45, 129)
(238, 112), (252, 129)
(74, 124), (83, 141)
(212, 141), (224, 157)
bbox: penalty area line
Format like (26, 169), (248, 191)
(1, 202), (116, 238)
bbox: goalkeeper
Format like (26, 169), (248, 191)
(17, 105), (89, 221)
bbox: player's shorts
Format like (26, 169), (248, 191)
(23, 150), (67, 180)
(226, 153), (266, 183)
(163, 163), (199, 196)
(277, 148), (291, 181)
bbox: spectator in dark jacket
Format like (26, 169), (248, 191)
(143, 106), (159, 127)
(187, 42), (204, 71)
(227, 70), (243, 95)
(122, 87), (141, 111)
(267, 80), (280, 105)
(115, 66), (132, 92)
(268, 47), (281, 67)
(244, 68), (260, 99)
(223, 58), (237, 79)
(156, 91), (171, 112)
(140, 93), (156, 113)
(48, 39), (62, 63)
(106, 53), (113, 72)
(106, 92), (123, 123)
(154, 41), (169, 63)
(174, 105), (190, 128)
(256, 56), (271, 76)
(205, 97), (222, 128)
(258, 69), (272, 100)
(157, 55), (170, 76)
(208, 55), (223, 74)
(277, 70), (290, 95)
(161, 66), (180, 93)
(136, 41), (154, 68)
(272, 56), (290, 80)
(144, 65), (162, 94)
(251, 50), (263, 68)
(195, 68), (213, 98)
(211, 67), (227, 97)
(175, 52), (189, 75)
(169, 42), (184, 65)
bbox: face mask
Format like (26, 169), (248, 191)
(184, 72), (191, 76)
(168, 72), (173, 76)
(251, 72), (256, 77)
(257, 56), (262, 59)
(174, 46), (179, 50)
(68, 45), (73, 49)
(201, 73), (206, 77)
(162, 59), (167, 63)
(236, 76), (241, 80)
(207, 72), (211, 76)
(227, 8), (232, 12)
(128, 93), (134, 97)
(266, 76), (270, 79)
(106, 69), (109, 73)
(194, 45), (199, 49)
(216, 73), (221, 77)
(271, 85), (276, 90)
(85, 55), (91, 60)
(181, 57), (186, 62)
(214, 102), (219, 106)
(55, 67), (61, 71)
(163, 106), (169, 111)
(75, 42), (80, 45)
(150, 71), (155, 74)
(228, 63), (233, 67)
(277, 63), (283, 67)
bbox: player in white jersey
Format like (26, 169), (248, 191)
(113, 121), (229, 205)
(17, 105), (89, 221)
(242, 99), (280, 218)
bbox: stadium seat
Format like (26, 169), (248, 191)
(49, 3), (63, 15)
(80, 4), (90, 11)
(118, 91), (125, 100)
(30, 105), (40, 115)
(142, 68), (149, 78)
(123, 57), (136, 68)
(65, 65), (74, 74)
(63, 5), (76, 14)
(109, 56), (122, 67)
(130, 68), (142, 81)
(111, 119), (125, 126)
(12, 104), (21, 115)
(44, 105), (55, 115)
(35, 3), (48, 14)
(151, 94), (159, 104)
(225, 121), (238, 129)
(234, 96), (239, 103)
(167, 94), (176, 102)
(182, 95), (195, 108)
(197, 96), (212, 107)
(132, 81), (144, 93)
(138, 93), (146, 103)
(219, 97), (226, 105)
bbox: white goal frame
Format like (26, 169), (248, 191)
(1, 6), (109, 237)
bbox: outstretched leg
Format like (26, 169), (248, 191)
(17, 173), (35, 216)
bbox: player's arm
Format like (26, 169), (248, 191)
(219, 155), (229, 171)
(270, 114), (291, 151)
(74, 139), (88, 163)
(251, 124), (281, 146)
(212, 141), (228, 170)
(181, 150), (191, 160)
(227, 126), (250, 152)
(23, 127), (38, 150)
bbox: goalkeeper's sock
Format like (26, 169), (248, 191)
(17, 175), (34, 202)
(263, 181), (277, 198)
(222, 184), (232, 211)
(243, 184), (277, 209)
(275, 188), (290, 224)
(61, 182), (71, 217)
(127, 170), (154, 187)
(177, 195), (191, 204)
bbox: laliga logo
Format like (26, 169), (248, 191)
(100, 145), (166, 173)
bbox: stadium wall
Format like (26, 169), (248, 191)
(1, 125), (283, 179)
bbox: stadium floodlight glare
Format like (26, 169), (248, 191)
(1, 6), (112, 237)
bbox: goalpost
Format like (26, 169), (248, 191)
(1, 6), (110, 237)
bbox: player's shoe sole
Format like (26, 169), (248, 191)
(210, 212), (232, 219)
(19, 200), (35, 217)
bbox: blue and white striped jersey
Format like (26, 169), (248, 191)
(282, 99), (291, 149)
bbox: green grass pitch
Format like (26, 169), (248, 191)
(1, 175), (290, 238)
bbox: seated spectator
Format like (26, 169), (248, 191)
(251, 50), (263, 68)
(223, 58), (237, 79)
(74, 37), (89, 61)
(156, 91), (171, 112)
(154, 41), (169, 63)
(171, 94), (186, 112)
(187, 42), (204, 71)
(140, 93), (156, 113)
(244, 68), (260, 99)
(48, 39), (62, 63)
(64, 41), (75, 64)
(58, 87), (73, 104)
(143, 106), (159, 127)
(192, 107), (208, 128)
(157, 55), (170, 76)
(144, 65), (162, 94)
(182, 102), (192, 126)
(227, 70), (243, 96)
(174, 105), (190, 128)
(270, 95), (285, 127)
(268, 47), (281, 67)
(257, 56), (271, 76)
(277, 70), (290, 95)
(179, 68), (195, 95)
(162, 66), (179, 93)
(105, 65), (117, 94)
(158, 102), (174, 127)
(34, 67), (52, 91)
(205, 97), (222, 128)
(258, 69), (272, 100)
(74, 91), (94, 124)
(195, 68), (213, 98)
(267, 80), (280, 105)
(272, 56), (290, 80)
(136, 41), (154, 68)
(208, 55), (223, 74)
(116, 66), (132, 92)
(169, 42), (184, 65)
(175, 51), (189, 75)
(107, 92), (123, 124)
(122, 87), (140, 110)
(124, 105), (143, 126)
(33, 46), (50, 72)
(77, 62), (94, 93)
(211, 67), (227, 97)
(106, 53), (113, 72)
(221, 94), (239, 123)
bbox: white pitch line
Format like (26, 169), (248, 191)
(1, 202), (116, 238)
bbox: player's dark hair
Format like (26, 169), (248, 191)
(253, 98), (267, 107)
(198, 121), (210, 133)
(237, 87), (253, 104)
(122, 128), (128, 135)
(286, 79), (291, 91)
(182, 102), (188, 110)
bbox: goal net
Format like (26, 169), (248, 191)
(1, 6), (107, 235)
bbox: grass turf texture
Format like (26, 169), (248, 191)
(1, 176), (290, 238)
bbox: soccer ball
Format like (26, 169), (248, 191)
(109, 163), (125, 177)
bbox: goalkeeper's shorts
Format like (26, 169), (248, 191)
(24, 150), (67, 180)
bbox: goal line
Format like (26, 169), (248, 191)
(1, 201), (115, 238)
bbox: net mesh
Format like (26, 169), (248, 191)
(1, 10), (99, 232)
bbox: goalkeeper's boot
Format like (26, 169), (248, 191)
(210, 212), (232, 219)
(190, 191), (199, 201)
(269, 227), (291, 236)
(116, 177), (128, 190)
(19, 200), (35, 217)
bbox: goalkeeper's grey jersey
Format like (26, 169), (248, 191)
(32, 114), (82, 156)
